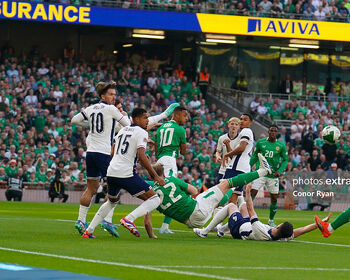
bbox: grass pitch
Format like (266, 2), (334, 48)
(0, 202), (349, 280)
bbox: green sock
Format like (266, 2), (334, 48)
(163, 216), (172, 225)
(218, 189), (233, 206)
(269, 201), (278, 221)
(227, 171), (259, 188)
(331, 206), (350, 231)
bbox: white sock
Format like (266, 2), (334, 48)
(86, 200), (116, 233)
(148, 113), (167, 125)
(328, 224), (334, 233)
(104, 205), (116, 223)
(202, 204), (230, 235)
(220, 223), (229, 232)
(160, 223), (169, 230)
(257, 168), (267, 177)
(125, 195), (160, 222)
(78, 205), (90, 223)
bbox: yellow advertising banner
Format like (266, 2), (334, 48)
(196, 14), (350, 42)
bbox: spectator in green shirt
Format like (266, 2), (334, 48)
(5, 160), (18, 177)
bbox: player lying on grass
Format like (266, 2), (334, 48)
(315, 206), (350, 238)
(143, 153), (273, 238)
(81, 108), (165, 239)
(194, 183), (331, 241)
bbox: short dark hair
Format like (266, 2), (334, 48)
(174, 106), (187, 114)
(96, 81), (116, 97)
(242, 113), (253, 121)
(132, 108), (147, 119)
(275, 222), (293, 239)
(269, 124), (279, 130)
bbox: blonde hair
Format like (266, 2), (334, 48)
(228, 117), (240, 124)
(152, 163), (164, 176)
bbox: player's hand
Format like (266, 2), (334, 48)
(223, 139), (230, 145)
(323, 213), (332, 222)
(215, 155), (222, 164)
(273, 171), (281, 177)
(223, 154), (230, 168)
(154, 176), (166, 186)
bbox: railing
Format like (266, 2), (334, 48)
(27, 0), (350, 23)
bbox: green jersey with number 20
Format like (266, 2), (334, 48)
(250, 138), (288, 179)
(155, 120), (186, 158)
(153, 176), (196, 223)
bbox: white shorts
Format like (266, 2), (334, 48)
(252, 177), (279, 195)
(157, 156), (177, 177)
(185, 186), (224, 228)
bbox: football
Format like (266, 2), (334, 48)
(321, 125), (341, 144)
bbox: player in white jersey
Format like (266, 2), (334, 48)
(194, 183), (331, 241)
(71, 81), (178, 236)
(82, 108), (165, 238)
(215, 117), (240, 184)
(223, 114), (254, 204)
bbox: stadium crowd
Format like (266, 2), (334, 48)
(0, 44), (349, 202)
(38, 0), (350, 22)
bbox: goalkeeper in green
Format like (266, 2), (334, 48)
(249, 124), (288, 227)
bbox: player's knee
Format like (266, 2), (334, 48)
(150, 194), (160, 207)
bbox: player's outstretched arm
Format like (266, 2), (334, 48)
(144, 212), (157, 239)
(245, 183), (258, 219)
(293, 214), (331, 238)
(148, 103), (180, 125)
(137, 147), (165, 186)
(71, 111), (89, 127)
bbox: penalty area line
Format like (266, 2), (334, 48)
(0, 247), (244, 280)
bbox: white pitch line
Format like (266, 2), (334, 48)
(293, 240), (350, 248)
(152, 265), (350, 271)
(0, 247), (243, 280)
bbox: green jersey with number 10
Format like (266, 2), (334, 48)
(250, 138), (288, 178)
(155, 120), (186, 158)
(153, 176), (196, 223)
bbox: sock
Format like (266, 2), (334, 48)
(160, 216), (172, 230)
(125, 195), (160, 222)
(220, 223), (229, 232)
(78, 205), (90, 223)
(330, 206), (350, 231)
(86, 200), (116, 233)
(269, 201), (278, 221)
(104, 205), (116, 223)
(218, 189), (233, 206)
(148, 113), (167, 125)
(202, 204), (230, 234)
(227, 171), (259, 188)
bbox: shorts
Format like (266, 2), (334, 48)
(223, 169), (244, 195)
(185, 186), (224, 228)
(107, 174), (152, 198)
(157, 156), (177, 177)
(86, 152), (111, 179)
(252, 177), (279, 194)
(228, 212), (252, 239)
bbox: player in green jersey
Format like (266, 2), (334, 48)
(250, 124), (289, 227)
(144, 153), (273, 236)
(315, 206), (350, 238)
(154, 106), (188, 234)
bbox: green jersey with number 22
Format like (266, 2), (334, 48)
(153, 176), (196, 223)
(155, 120), (186, 159)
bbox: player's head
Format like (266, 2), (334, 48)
(132, 108), (148, 129)
(173, 106), (188, 126)
(228, 117), (240, 133)
(268, 124), (278, 141)
(273, 221), (294, 240)
(152, 163), (165, 178)
(240, 113), (253, 129)
(96, 81), (117, 105)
